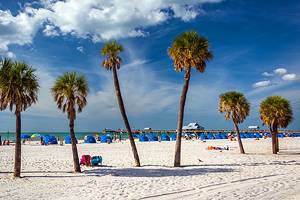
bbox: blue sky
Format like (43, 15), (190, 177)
(0, 0), (299, 132)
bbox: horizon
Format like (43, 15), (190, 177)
(0, 0), (300, 132)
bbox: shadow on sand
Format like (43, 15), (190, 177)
(83, 166), (235, 178)
(0, 166), (235, 178)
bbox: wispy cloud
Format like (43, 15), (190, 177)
(252, 80), (272, 88)
(76, 46), (84, 53)
(282, 73), (298, 81)
(274, 68), (287, 75)
(252, 67), (299, 88)
(262, 72), (273, 77)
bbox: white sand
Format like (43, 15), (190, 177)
(0, 138), (300, 200)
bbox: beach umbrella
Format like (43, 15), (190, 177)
(31, 133), (41, 138)
(21, 134), (30, 139)
(93, 133), (100, 137)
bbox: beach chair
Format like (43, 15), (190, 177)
(91, 156), (102, 166)
(80, 155), (91, 166)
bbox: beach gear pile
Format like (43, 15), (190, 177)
(80, 155), (102, 166)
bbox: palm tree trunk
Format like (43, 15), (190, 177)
(14, 111), (21, 178)
(174, 67), (191, 167)
(69, 116), (81, 172)
(112, 66), (140, 167)
(234, 121), (245, 154)
(274, 125), (279, 153)
(270, 126), (277, 154)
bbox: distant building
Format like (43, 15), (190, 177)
(182, 122), (205, 130)
(248, 125), (260, 130)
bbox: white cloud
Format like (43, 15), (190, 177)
(262, 72), (273, 77)
(274, 68), (287, 76)
(0, 0), (223, 56)
(282, 73), (298, 81)
(252, 80), (271, 88)
(0, 8), (50, 57)
(76, 46), (84, 53)
(43, 24), (59, 37)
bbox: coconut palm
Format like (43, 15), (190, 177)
(0, 58), (39, 177)
(219, 91), (250, 154)
(168, 31), (213, 167)
(52, 72), (88, 172)
(101, 40), (141, 167)
(260, 96), (293, 154)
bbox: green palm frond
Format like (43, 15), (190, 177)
(51, 72), (89, 119)
(0, 58), (39, 113)
(101, 40), (123, 70)
(218, 91), (250, 124)
(259, 96), (293, 128)
(168, 31), (213, 72)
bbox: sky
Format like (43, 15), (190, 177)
(0, 0), (299, 132)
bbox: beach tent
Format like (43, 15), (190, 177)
(170, 133), (177, 141)
(21, 134), (31, 139)
(43, 135), (58, 145)
(207, 133), (215, 140)
(200, 133), (207, 140)
(215, 133), (223, 139)
(254, 133), (262, 138)
(64, 135), (78, 144)
(277, 133), (285, 138)
(99, 135), (112, 143)
(220, 133), (228, 139)
(84, 135), (97, 143)
(161, 134), (170, 141)
(148, 135), (158, 142)
(139, 135), (149, 142)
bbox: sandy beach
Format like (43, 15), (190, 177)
(0, 138), (299, 200)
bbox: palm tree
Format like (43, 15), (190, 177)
(168, 31), (213, 167)
(260, 96), (293, 154)
(51, 72), (88, 172)
(0, 58), (39, 177)
(219, 91), (250, 154)
(101, 40), (141, 167)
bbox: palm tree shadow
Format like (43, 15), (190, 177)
(84, 166), (235, 178)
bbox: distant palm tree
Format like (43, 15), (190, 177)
(219, 91), (250, 154)
(101, 40), (140, 167)
(168, 31), (213, 167)
(0, 58), (39, 177)
(52, 72), (88, 172)
(260, 96), (293, 154)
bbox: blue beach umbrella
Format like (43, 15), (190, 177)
(21, 134), (31, 139)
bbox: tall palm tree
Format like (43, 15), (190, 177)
(52, 72), (88, 172)
(219, 91), (250, 154)
(0, 58), (39, 177)
(101, 40), (141, 167)
(168, 31), (213, 167)
(260, 96), (293, 154)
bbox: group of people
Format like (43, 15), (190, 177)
(0, 136), (10, 145)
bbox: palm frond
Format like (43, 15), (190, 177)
(51, 72), (89, 119)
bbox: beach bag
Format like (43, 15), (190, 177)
(80, 155), (91, 166)
(91, 156), (102, 166)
